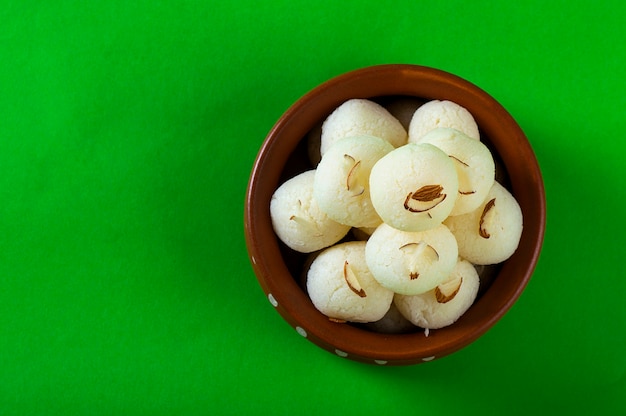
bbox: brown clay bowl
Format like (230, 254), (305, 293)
(244, 64), (546, 365)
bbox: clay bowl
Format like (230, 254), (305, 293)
(244, 64), (545, 365)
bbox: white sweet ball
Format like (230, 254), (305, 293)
(314, 135), (394, 228)
(444, 181), (523, 265)
(306, 241), (394, 323)
(419, 127), (495, 216)
(394, 257), (480, 329)
(408, 100), (480, 142)
(320, 99), (407, 157)
(270, 170), (350, 253)
(365, 223), (458, 295)
(369, 143), (458, 232)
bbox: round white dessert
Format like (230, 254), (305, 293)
(444, 181), (523, 265)
(408, 99), (480, 142)
(320, 98), (407, 157)
(419, 127), (495, 216)
(270, 170), (350, 253)
(306, 241), (394, 323)
(365, 223), (458, 295)
(394, 257), (480, 329)
(314, 135), (393, 228)
(369, 143), (459, 232)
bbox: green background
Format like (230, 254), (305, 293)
(1, 0), (624, 414)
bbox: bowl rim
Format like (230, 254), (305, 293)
(244, 64), (546, 365)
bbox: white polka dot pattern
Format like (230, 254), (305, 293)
(268, 293), (278, 308)
(334, 349), (348, 358)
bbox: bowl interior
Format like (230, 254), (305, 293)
(245, 64), (546, 365)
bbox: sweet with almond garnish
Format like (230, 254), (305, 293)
(369, 143), (458, 232)
(419, 127), (495, 216)
(306, 241), (394, 323)
(444, 181), (523, 265)
(365, 223), (458, 296)
(314, 135), (393, 228)
(270, 170), (350, 253)
(394, 257), (480, 329)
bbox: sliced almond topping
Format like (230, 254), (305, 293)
(343, 260), (366, 298)
(404, 185), (447, 213)
(399, 242), (439, 261)
(399, 242), (419, 250)
(479, 198), (496, 239)
(448, 154), (469, 167)
(343, 154), (365, 196)
(435, 276), (463, 303)
(426, 244), (439, 262)
(289, 214), (323, 237)
(449, 156), (475, 195)
(351, 187), (365, 197)
(343, 155), (358, 190)
(409, 184), (445, 201)
(328, 317), (347, 323)
(400, 242), (439, 280)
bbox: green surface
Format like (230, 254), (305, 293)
(1, 0), (624, 414)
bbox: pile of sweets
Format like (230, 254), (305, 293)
(270, 98), (523, 332)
